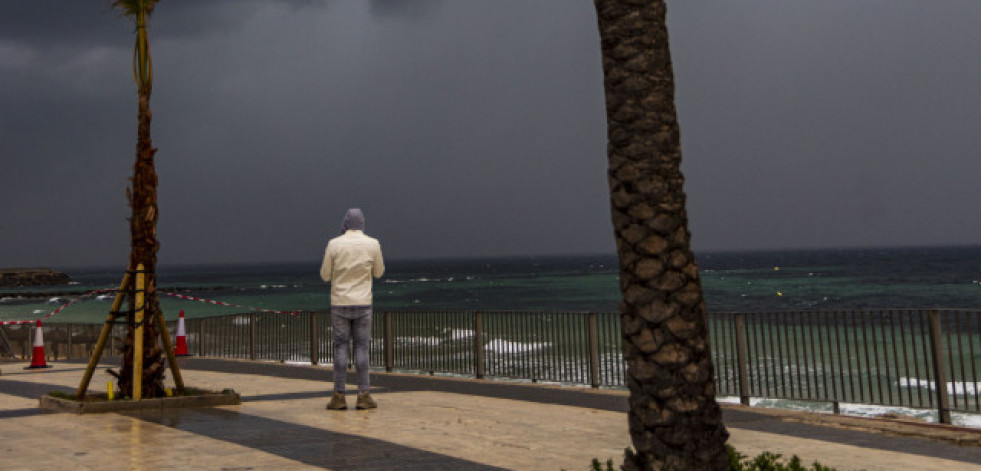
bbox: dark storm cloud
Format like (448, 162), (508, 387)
(0, 0), (332, 49)
(0, 1), (228, 47)
(0, 2), (117, 45)
(2, 0), (980, 268)
(369, 0), (444, 19)
(667, 1), (981, 250)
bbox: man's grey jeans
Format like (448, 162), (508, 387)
(331, 306), (372, 394)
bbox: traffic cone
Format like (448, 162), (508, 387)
(26, 320), (51, 369)
(174, 310), (190, 356)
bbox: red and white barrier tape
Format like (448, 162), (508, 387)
(160, 292), (301, 316)
(0, 289), (116, 325)
(0, 290), (301, 325)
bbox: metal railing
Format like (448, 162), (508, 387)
(709, 309), (981, 423)
(4, 308), (979, 423)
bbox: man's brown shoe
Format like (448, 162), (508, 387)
(356, 392), (377, 410)
(326, 392), (347, 410)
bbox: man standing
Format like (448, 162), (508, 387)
(320, 208), (385, 410)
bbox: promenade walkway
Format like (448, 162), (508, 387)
(2, 357), (980, 470)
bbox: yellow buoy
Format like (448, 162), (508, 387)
(774, 266), (780, 271)
(777, 292), (783, 296)
(107, 381), (115, 401)
(165, 388), (173, 397)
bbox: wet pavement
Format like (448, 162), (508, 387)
(2, 357), (980, 470)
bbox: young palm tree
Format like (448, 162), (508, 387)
(592, 2), (730, 469)
(111, 0), (166, 398)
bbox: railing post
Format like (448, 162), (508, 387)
(474, 311), (485, 379)
(588, 312), (601, 388)
(735, 313), (751, 406)
(107, 324), (114, 358)
(249, 313), (257, 361)
(310, 311), (319, 365)
(928, 310), (952, 424)
(66, 324), (73, 360)
(198, 318), (205, 356)
(384, 311), (394, 372)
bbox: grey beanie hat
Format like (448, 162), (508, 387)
(341, 208), (366, 232)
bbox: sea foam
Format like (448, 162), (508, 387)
(485, 339), (551, 354)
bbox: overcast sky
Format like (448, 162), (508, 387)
(2, 0), (979, 268)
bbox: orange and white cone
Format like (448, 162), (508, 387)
(27, 320), (51, 369)
(174, 310), (190, 356)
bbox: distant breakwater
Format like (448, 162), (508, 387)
(0, 268), (71, 288)
(0, 286), (232, 302)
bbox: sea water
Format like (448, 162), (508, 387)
(4, 246), (978, 322)
(3, 246), (980, 424)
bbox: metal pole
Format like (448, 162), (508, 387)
(588, 312), (601, 388)
(928, 310), (952, 424)
(384, 311), (394, 372)
(735, 313), (751, 406)
(310, 311), (319, 365)
(474, 312), (485, 379)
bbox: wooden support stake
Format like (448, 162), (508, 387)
(133, 264), (145, 400)
(155, 307), (185, 394)
(77, 271), (131, 399)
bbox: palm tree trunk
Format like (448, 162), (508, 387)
(592, 2), (729, 469)
(108, 0), (166, 400)
(118, 88), (166, 399)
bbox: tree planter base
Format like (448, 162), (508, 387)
(39, 389), (240, 414)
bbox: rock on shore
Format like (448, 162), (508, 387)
(0, 268), (72, 287)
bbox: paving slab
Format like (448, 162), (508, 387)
(1, 358), (980, 471)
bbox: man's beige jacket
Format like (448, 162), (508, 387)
(320, 230), (385, 306)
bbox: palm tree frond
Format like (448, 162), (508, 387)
(110, 0), (159, 17)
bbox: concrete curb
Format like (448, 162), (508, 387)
(718, 403), (981, 447)
(38, 390), (241, 414)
